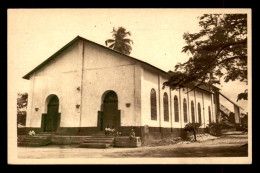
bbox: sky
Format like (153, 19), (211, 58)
(8, 9), (249, 113)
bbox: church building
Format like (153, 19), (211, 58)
(23, 36), (221, 142)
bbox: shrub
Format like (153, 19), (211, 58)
(204, 126), (209, 133)
(207, 122), (222, 136)
(235, 124), (248, 132)
(180, 129), (190, 141)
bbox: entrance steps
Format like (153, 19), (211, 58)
(18, 132), (53, 147)
(79, 131), (115, 148)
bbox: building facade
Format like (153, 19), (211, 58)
(23, 36), (219, 141)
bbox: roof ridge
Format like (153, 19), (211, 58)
(23, 35), (169, 79)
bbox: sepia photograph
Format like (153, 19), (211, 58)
(7, 8), (251, 164)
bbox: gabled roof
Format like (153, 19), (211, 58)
(22, 36), (220, 96)
(23, 36), (168, 80)
(218, 91), (244, 110)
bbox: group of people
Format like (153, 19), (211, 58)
(104, 125), (136, 142)
(104, 125), (117, 135)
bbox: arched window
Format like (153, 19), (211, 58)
(150, 89), (157, 120)
(208, 106), (211, 123)
(183, 99), (188, 123)
(163, 93), (169, 122)
(174, 96), (179, 122)
(198, 103), (202, 124)
(191, 101), (195, 123)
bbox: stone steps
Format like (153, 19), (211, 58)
(79, 132), (115, 148)
(26, 136), (50, 139)
(22, 138), (48, 142)
(18, 140), (50, 147)
(18, 133), (52, 147)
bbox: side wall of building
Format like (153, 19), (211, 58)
(140, 66), (217, 142)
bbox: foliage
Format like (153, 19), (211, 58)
(17, 93), (28, 110)
(184, 123), (201, 141)
(184, 122), (201, 131)
(207, 122), (223, 136)
(105, 26), (133, 55)
(17, 93), (28, 126)
(164, 14), (247, 100)
(237, 89), (248, 101)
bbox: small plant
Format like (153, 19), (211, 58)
(184, 123), (201, 141)
(207, 122), (222, 136)
(180, 129), (190, 141)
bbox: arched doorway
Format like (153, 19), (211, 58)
(43, 95), (60, 132)
(98, 91), (120, 131)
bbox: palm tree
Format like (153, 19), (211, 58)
(105, 26), (133, 55)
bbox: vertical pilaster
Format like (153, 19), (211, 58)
(179, 89), (182, 128)
(234, 105), (241, 124)
(214, 91), (221, 123)
(169, 88), (173, 131)
(202, 91), (206, 128)
(210, 93), (214, 123)
(187, 87), (190, 123)
(79, 41), (84, 128)
(158, 74), (161, 131)
(27, 74), (36, 127)
(134, 63), (142, 126)
(194, 89), (197, 123)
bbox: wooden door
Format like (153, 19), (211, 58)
(101, 91), (120, 131)
(44, 96), (59, 132)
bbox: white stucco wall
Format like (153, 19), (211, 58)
(80, 42), (141, 127)
(170, 89), (181, 128)
(160, 76), (171, 128)
(194, 89), (205, 127)
(140, 66), (217, 129)
(203, 91), (214, 125)
(179, 88), (188, 128)
(141, 67), (160, 127)
(26, 41), (82, 128)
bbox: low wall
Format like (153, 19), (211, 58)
(114, 136), (141, 147)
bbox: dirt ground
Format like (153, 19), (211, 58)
(17, 130), (248, 158)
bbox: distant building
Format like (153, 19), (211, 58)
(22, 36), (222, 142)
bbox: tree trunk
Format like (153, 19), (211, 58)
(193, 130), (197, 141)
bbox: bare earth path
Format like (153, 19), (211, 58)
(18, 131), (248, 158)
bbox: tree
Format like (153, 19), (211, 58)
(105, 26), (133, 55)
(184, 123), (201, 141)
(208, 122), (223, 136)
(164, 14), (247, 100)
(17, 93), (28, 126)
